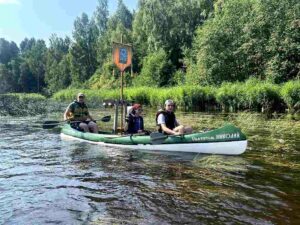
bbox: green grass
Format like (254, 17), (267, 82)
(281, 80), (300, 112)
(52, 80), (300, 114)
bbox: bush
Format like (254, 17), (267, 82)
(52, 89), (119, 107)
(281, 80), (300, 112)
(184, 86), (216, 110)
(216, 82), (243, 112)
(243, 80), (282, 112)
(0, 93), (47, 116)
(216, 79), (282, 112)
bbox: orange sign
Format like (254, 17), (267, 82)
(113, 42), (132, 72)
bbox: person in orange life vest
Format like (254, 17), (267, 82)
(125, 104), (145, 134)
(156, 99), (192, 135)
(64, 93), (99, 133)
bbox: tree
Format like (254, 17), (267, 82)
(70, 13), (98, 84)
(93, 0), (109, 35)
(0, 64), (13, 93)
(0, 38), (19, 64)
(45, 35), (71, 94)
(133, 48), (175, 87)
(108, 0), (133, 30)
(132, 0), (213, 68)
(18, 62), (36, 92)
(24, 39), (47, 92)
(7, 58), (22, 92)
(263, 0), (300, 83)
(187, 0), (300, 85)
(20, 38), (36, 54)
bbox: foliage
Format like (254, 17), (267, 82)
(281, 80), (300, 112)
(242, 79), (282, 112)
(132, 0), (213, 66)
(0, 0), (299, 104)
(216, 82), (244, 111)
(187, 0), (300, 85)
(19, 38), (48, 92)
(263, 0), (300, 83)
(45, 35), (71, 95)
(88, 60), (121, 89)
(133, 49), (175, 87)
(0, 64), (13, 93)
(109, 0), (133, 30)
(69, 13), (98, 85)
(51, 78), (295, 113)
(93, 0), (109, 35)
(0, 38), (19, 64)
(52, 88), (119, 106)
(0, 93), (46, 116)
(216, 78), (282, 112)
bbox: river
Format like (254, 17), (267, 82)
(0, 111), (299, 225)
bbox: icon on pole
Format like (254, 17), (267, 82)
(113, 42), (132, 72)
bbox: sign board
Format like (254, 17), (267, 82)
(113, 42), (132, 72)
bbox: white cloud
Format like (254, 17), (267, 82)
(0, 0), (20, 5)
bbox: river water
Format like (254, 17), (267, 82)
(0, 112), (299, 225)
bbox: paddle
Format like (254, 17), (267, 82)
(42, 115), (111, 129)
(150, 132), (184, 145)
(150, 128), (211, 144)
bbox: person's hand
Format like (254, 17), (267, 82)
(173, 131), (183, 135)
(138, 130), (143, 133)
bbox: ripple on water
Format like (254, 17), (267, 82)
(0, 116), (300, 224)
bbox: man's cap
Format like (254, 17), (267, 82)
(132, 103), (141, 110)
(165, 99), (174, 105)
(77, 93), (85, 97)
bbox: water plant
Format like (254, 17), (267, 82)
(0, 93), (47, 116)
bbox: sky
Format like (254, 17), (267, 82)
(0, 0), (138, 45)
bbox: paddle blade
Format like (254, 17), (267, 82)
(42, 121), (60, 129)
(150, 132), (168, 144)
(100, 115), (111, 122)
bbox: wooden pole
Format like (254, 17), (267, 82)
(120, 70), (124, 130)
(120, 34), (124, 131)
(113, 101), (118, 134)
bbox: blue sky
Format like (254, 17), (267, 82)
(0, 0), (138, 45)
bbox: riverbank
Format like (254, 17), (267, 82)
(1, 79), (299, 117)
(0, 93), (65, 116)
(53, 79), (300, 114)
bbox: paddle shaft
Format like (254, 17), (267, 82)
(42, 115), (111, 129)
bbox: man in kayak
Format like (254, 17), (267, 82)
(64, 93), (99, 133)
(156, 99), (192, 135)
(125, 103), (145, 134)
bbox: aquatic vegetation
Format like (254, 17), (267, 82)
(192, 155), (249, 172)
(0, 93), (46, 116)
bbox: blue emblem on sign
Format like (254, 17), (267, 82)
(119, 48), (127, 64)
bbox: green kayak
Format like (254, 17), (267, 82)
(61, 123), (247, 155)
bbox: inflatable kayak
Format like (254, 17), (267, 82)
(60, 123), (247, 155)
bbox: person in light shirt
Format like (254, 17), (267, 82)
(156, 99), (192, 135)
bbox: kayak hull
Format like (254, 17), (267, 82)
(60, 124), (248, 155)
(61, 133), (247, 155)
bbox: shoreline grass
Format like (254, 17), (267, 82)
(52, 80), (300, 114)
